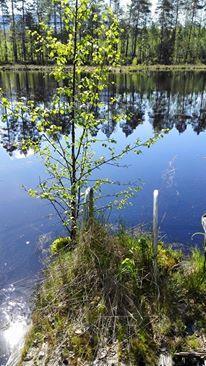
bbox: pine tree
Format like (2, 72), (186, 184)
(0, 0), (9, 62)
(157, 0), (175, 64)
(184, 0), (205, 63)
(130, 0), (151, 59)
(10, 0), (18, 63)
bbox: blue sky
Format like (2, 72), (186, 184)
(121, 0), (157, 15)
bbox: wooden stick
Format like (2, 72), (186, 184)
(83, 187), (94, 223)
(153, 190), (159, 257)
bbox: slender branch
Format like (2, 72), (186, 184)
(81, 143), (143, 179)
(76, 127), (86, 161)
(56, 135), (73, 177)
(39, 181), (71, 233)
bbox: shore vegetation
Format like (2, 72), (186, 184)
(20, 223), (206, 365)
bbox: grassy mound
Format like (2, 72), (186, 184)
(21, 223), (206, 365)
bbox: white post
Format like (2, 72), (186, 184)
(201, 214), (206, 271)
(153, 190), (159, 252)
(153, 189), (159, 280)
(158, 353), (173, 366)
(83, 187), (94, 223)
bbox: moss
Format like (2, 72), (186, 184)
(50, 236), (71, 254)
(21, 223), (206, 365)
(184, 335), (202, 351)
(130, 332), (158, 365)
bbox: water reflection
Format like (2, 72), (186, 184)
(162, 156), (177, 189)
(1, 71), (206, 156)
(0, 71), (206, 364)
(0, 283), (31, 365)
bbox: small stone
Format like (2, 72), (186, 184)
(24, 354), (33, 362)
(38, 351), (45, 359)
(98, 349), (107, 359)
(74, 327), (85, 335)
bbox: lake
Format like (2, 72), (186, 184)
(0, 70), (206, 364)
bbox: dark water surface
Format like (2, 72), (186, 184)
(0, 70), (206, 364)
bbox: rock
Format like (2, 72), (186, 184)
(22, 361), (35, 366)
(23, 353), (33, 362)
(93, 342), (127, 366)
(98, 349), (107, 359)
(74, 326), (87, 335)
(23, 347), (39, 362)
(38, 351), (45, 359)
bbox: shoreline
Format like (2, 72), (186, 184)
(1, 64), (206, 73)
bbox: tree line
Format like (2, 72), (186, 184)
(0, 0), (206, 65)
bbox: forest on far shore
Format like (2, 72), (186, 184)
(0, 0), (206, 66)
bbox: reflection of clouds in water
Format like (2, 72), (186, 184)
(162, 156), (177, 189)
(11, 149), (34, 160)
(4, 318), (29, 366)
(4, 318), (28, 349)
(0, 283), (32, 365)
(160, 156), (180, 231)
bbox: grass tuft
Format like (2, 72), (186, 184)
(20, 223), (206, 365)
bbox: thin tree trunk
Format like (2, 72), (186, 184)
(59, 3), (63, 37)
(1, 4), (8, 63)
(53, 3), (57, 36)
(29, 32), (34, 63)
(125, 7), (132, 61)
(11, 0), (18, 63)
(132, 15), (139, 58)
(21, 0), (26, 62)
(70, 0), (78, 242)
(173, 0), (180, 63)
(125, 29), (129, 60)
(184, 4), (196, 63)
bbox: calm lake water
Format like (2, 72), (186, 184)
(0, 70), (206, 364)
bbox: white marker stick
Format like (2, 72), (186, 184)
(153, 189), (159, 264)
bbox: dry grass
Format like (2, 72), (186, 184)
(20, 223), (206, 365)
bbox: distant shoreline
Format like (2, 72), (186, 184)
(1, 64), (206, 73)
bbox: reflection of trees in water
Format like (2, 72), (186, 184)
(121, 104), (144, 137)
(101, 87), (206, 137)
(148, 90), (206, 134)
(100, 77), (145, 138)
(0, 107), (39, 156)
(1, 71), (206, 155)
